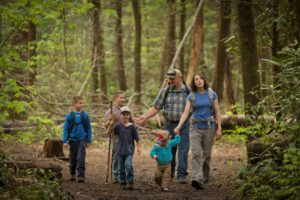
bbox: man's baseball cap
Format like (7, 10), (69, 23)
(120, 106), (131, 113)
(166, 69), (182, 79)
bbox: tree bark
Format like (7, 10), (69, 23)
(159, 0), (176, 82)
(132, 0), (142, 103)
(178, 0), (186, 75)
(224, 56), (235, 112)
(186, 0), (204, 85)
(212, 0), (231, 101)
(62, 8), (70, 77)
(293, 0), (300, 42)
(91, 0), (107, 101)
(115, 0), (127, 91)
(236, 0), (261, 115)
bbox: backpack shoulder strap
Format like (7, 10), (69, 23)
(182, 80), (190, 95)
(68, 112), (76, 139)
(207, 88), (215, 115)
(80, 111), (88, 132)
(162, 85), (171, 106)
(190, 92), (196, 108)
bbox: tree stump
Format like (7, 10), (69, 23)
(43, 139), (64, 158)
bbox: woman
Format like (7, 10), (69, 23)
(174, 73), (222, 190)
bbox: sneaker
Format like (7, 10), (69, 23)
(178, 177), (187, 184)
(161, 187), (169, 192)
(77, 177), (85, 183)
(120, 182), (127, 189)
(70, 175), (76, 181)
(191, 180), (205, 190)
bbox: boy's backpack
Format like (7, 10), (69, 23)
(67, 111), (88, 140)
(162, 80), (190, 106)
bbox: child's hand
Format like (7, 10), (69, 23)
(153, 155), (158, 160)
(174, 127), (180, 135)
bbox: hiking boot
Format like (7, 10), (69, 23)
(161, 187), (169, 192)
(70, 175), (76, 181)
(191, 180), (205, 190)
(77, 177), (85, 183)
(178, 177), (187, 184)
(127, 182), (134, 190)
(120, 182), (127, 189)
(113, 177), (119, 184)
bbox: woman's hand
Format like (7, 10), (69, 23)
(215, 128), (222, 140)
(174, 127), (180, 135)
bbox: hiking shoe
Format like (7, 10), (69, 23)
(191, 180), (205, 190)
(120, 182), (127, 189)
(127, 183), (134, 190)
(178, 177), (187, 184)
(113, 177), (119, 184)
(70, 175), (76, 181)
(161, 187), (169, 192)
(77, 177), (85, 183)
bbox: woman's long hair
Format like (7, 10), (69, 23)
(190, 73), (209, 92)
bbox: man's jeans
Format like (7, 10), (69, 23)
(165, 121), (190, 179)
(69, 140), (86, 178)
(118, 155), (134, 184)
(189, 126), (215, 182)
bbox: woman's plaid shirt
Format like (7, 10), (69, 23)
(153, 84), (189, 122)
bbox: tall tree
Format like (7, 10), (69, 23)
(186, 0), (204, 85)
(224, 57), (235, 112)
(91, 0), (107, 100)
(237, 0), (261, 114)
(27, 20), (36, 85)
(178, 0), (186, 75)
(212, 0), (231, 101)
(293, 0), (300, 43)
(115, 0), (127, 91)
(132, 0), (142, 103)
(160, 0), (176, 82)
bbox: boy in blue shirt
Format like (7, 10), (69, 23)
(150, 130), (180, 191)
(63, 96), (92, 183)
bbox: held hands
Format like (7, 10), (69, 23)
(135, 115), (146, 125)
(153, 155), (158, 160)
(173, 126), (180, 135)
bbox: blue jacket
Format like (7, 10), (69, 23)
(62, 111), (92, 144)
(150, 135), (180, 165)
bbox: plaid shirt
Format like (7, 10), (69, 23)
(153, 84), (189, 122)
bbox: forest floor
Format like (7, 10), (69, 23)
(2, 137), (246, 200)
(60, 137), (245, 200)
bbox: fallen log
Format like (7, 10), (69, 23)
(3, 160), (63, 179)
(246, 131), (287, 164)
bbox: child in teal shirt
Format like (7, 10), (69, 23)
(150, 130), (180, 191)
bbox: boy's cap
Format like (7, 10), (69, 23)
(166, 69), (182, 79)
(120, 106), (131, 113)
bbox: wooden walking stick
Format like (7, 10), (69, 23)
(105, 101), (113, 184)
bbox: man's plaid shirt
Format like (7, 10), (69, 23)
(153, 84), (189, 122)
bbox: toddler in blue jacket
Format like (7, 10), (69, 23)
(150, 130), (180, 191)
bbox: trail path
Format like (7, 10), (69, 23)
(61, 140), (245, 200)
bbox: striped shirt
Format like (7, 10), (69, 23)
(153, 84), (189, 122)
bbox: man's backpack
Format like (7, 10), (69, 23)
(67, 111), (88, 140)
(162, 80), (190, 106)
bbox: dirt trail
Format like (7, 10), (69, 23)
(61, 140), (245, 200)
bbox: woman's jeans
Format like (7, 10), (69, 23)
(118, 155), (134, 184)
(165, 121), (190, 179)
(189, 126), (215, 183)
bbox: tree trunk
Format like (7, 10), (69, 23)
(62, 8), (70, 77)
(293, 0), (300, 42)
(271, 0), (282, 118)
(91, 0), (107, 101)
(260, 46), (271, 98)
(27, 21), (37, 85)
(224, 56), (235, 112)
(132, 0), (142, 103)
(115, 0), (127, 91)
(178, 0), (186, 75)
(43, 139), (64, 158)
(186, 0), (204, 85)
(212, 0), (231, 101)
(236, 0), (261, 115)
(160, 0), (176, 82)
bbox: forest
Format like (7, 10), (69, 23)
(0, 0), (299, 199)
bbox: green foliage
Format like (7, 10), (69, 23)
(0, 153), (64, 200)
